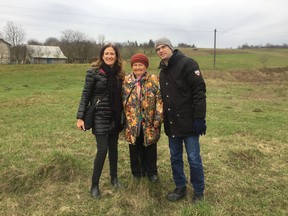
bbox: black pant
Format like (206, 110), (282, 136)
(91, 133), (119, 186)
(129, 129), (157, 177)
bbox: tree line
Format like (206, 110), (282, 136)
(238, 43), (288, 49)
(1, 21), (287, 63)
(0, 21), (161, 63)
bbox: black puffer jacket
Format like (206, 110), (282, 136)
(159, 49), (206, 137)
(76, 68), (122, 134)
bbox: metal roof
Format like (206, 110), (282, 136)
(26, 45), (67, 59)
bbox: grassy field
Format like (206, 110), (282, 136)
(0, 48), (288, 215)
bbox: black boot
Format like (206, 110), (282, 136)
(90, 185), (101, 199)
(148, 175), (159, 183)
(167, 186), (187, 201)
(111, 177), (121, 188)
(192, 192), (204, 204)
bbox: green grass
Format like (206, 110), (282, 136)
(0, 48), (287, 215)
(179, 48), (288, 70)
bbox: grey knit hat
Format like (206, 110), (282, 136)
(154, 37), (174, 50)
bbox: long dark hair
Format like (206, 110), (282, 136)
(91, 43), (125, 80)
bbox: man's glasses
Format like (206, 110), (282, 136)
(155, 45), (167, 52)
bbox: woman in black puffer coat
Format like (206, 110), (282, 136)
(76, 44), (125, 199)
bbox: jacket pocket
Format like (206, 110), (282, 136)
(176, 108), (194, 134)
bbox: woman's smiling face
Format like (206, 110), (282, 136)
(102, 46), (117, 67)
(132, 62), (146, 79)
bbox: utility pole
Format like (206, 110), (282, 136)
(214, 29), (217, 69)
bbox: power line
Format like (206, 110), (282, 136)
(0, 4), (212, 30)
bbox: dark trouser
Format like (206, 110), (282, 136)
(129, 129), (157, 177)
(91, 133), (119, 186)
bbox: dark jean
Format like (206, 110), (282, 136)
(91, 133), (119, 186)
(168, 135), (204, 193)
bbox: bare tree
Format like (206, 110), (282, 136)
(28, 39), (42, 45)
(3, 21), (26, 63)
(3, 21), (26, 46)
(61, 29), (87, 43)
(60, 29), (93, 63)
(44, 37), (60, 46)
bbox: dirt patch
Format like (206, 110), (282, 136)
(259, 66), (288, 73)
(233, 68), (288, 83)
(205, 67), (288, 83)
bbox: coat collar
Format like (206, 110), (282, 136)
(127, 71), (149, 84)
(158, 49), (185, 69)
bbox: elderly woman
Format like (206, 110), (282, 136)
(122, 53), (163, 182)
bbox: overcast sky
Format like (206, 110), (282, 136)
(0, 0), (287, 48)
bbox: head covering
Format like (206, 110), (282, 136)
(130, 53), (149, 68)
(154, 37), (174, 50)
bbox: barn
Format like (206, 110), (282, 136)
(0, 38), (11, 64)
(26, 45), (67, 64)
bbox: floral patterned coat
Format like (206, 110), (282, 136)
(122, 72), (163, 146)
